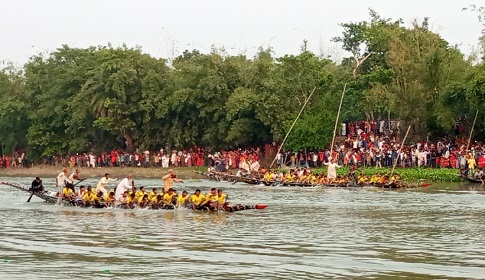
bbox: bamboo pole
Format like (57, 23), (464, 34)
(466, 110), (479, 152)
(269, 87), (317, 169)
(390, 125), (411, 177)
(329, 83), (347, 160)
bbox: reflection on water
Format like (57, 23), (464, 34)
(1, 177), (485, 279)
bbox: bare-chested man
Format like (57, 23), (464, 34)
(162, 169), (183, 193)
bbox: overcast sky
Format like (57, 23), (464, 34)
(1, 0), (483, 66)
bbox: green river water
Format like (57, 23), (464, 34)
(1, 177), (485, 279)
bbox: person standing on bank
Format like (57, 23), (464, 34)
(162, 169), (183, 193)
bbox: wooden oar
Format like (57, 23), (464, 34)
(27, 192), (35, 203)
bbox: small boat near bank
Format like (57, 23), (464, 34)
(456, 174), (485, 184)
(1, 181), (268, 212)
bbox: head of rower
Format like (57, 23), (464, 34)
(210, 188), (216, 196)
(181, 190), (188, 198)
(104, 173), (110, 179)
(194, 189), (201, 196)
(63, 167), (69, 175)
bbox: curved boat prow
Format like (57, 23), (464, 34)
(255, 204), (268, 210)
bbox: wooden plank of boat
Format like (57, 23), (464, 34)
(2, 181), (58, 203)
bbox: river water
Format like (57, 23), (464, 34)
(1, 177), (485, 279)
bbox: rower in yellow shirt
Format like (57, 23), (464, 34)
(151, 194), (163, 209)
(126, 192), (137, 208)
(358, 173), (369, 185)
(104, 191), (115, 207)
(216, 189), (227, 204)
(162, 188), (175, 206)
(62, 185), (75, 200)
(264, 172), (272, 182)
(82, 186), (97, 206)
(136, 186), (147, 201)
(139, 194), (150, 208)
(204, 188), (218, 208)
(190, 189), (205, 209)
(369, 173), (381, 184)
(148, 188), (158, 200)
(176, 191), (190, 208)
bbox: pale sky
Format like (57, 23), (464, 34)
(0, 0), (483, 66)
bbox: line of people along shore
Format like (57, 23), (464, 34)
(31, 168), (230, 210)
(3, 132), (485, 177)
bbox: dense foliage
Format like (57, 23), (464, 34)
(1, 11), (485, 160)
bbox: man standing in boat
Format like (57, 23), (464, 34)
(115, 174), (134, 201)
(162, 169), (183, 193)
(56, 167), (69, 197)
(324, 158), (342, 179)
(95, 173), (118, 197)
(67, 168), (84, 192)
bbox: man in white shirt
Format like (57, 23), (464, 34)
(324, 158), (342, 179)
(96, 173), (118, 197)
(56, 168), (69, 195)
(115, 175), (133, 200)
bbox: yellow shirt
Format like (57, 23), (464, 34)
(82, 192), (96, 202)
(286, 174), (295, 182)
(104, 195), (113, 203)
(163, 193), (174, 204)
(177, 195), (189, 205)
(148, 191), (157, 200)
(62, 188), (73, 197)
(370, 175), (380, 183)
(264, 173), (272, 181)
(468, 158), (476, 169)
(216, 194), (226, 204)
(191, 194), (205, 206)
(136, 191), (146, 200)
(204, 193), (217, 204)
(151, 196), (159, 204)
(127, 195), (137, 204)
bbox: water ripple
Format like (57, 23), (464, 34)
(1, 177), (485, 279)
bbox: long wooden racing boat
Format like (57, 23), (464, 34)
(1, 181), (268, 212)
(195, 172), (431, 189)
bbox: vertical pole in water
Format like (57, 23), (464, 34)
(269, 87), (317, 169)
(329, 83), (347, 159)
(390, 125), (411, 177)
(466, 110), (479, 152)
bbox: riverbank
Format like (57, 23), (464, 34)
(0, 165), (462, 182)
(0, 166), (208, 179)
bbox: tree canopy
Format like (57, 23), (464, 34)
(0, 10), (484, 159)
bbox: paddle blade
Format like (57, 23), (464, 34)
(421, 183), (431, 187)
(255, 204), (268, 210)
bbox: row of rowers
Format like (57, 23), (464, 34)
(261, 170), (401, 184)
(61, 185), (227, 209)
(57, 170), (226, 209)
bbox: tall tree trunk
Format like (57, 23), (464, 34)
(123, 132), (134, 151)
